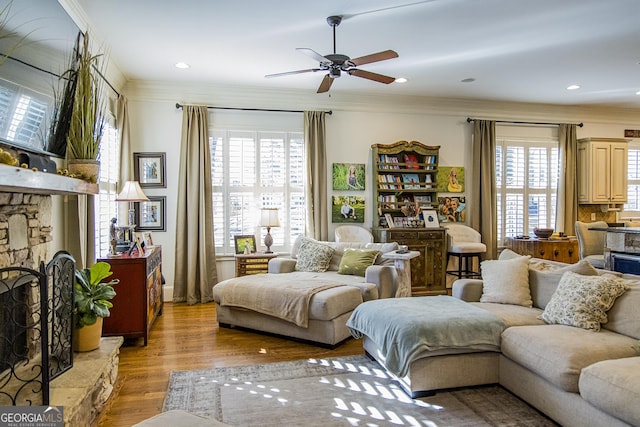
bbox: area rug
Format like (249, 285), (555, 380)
(163, 355), (558, 426)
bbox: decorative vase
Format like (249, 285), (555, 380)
(73, 317), (103, 352)
(67, 159), (100, 183)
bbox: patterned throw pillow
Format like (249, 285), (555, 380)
(294, 240), (335, 272)
(338, 248), (380, 276)
(540, 271), (628, 331)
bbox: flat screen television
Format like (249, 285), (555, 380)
(0, 0), (80, 157)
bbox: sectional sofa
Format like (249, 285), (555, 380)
(351, 252), (640, 427)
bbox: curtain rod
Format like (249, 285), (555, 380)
(466, 117), (583, 127)
(175, 103), (332, 115)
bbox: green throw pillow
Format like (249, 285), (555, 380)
(294, 240), (335, 272)
(338, 248), (380, 277)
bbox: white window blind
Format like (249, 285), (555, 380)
(496, 137), (559, 245)
(94, 119), (120, 258)
(621, 142), (640, 219)
(211, 129), (305, 254)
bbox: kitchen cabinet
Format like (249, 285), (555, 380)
(578, 137), (629, 204)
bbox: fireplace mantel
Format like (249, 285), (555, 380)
(0, 165), (98, 195)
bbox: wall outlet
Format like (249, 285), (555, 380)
(591, 213), (596, 221)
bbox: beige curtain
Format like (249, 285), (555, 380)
(471, 120), (497, 259)
(173, 105), (217, 304)
(66, 195), (96, 269)
(304, 111), (328, 240)
(116, 96), (132, 184)
(556, 124), (578, 236)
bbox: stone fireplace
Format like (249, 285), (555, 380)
(0, 192), (74, 406)
(0, 170), (121, 425)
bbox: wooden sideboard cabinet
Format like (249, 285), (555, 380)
(99, 246), (163, 345)
(374, 228), (447, 296)
(505, 237), (579, 263)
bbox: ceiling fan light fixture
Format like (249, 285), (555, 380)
(329, 68), (341, 78)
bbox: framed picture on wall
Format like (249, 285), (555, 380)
(135, 196), (166, 231)
(134, 152), (166, 188)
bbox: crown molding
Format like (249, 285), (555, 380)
(123, 79), (640, 126)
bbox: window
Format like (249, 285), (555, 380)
(622, 141), (640, 219)
(211, 129), (305, 254)
(94, 119), (120, 258)
(496, 137), (559, 245)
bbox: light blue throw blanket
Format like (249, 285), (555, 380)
(346, 296), (506, 377)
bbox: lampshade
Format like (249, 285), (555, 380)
(116, 181), (150, 202)
(259, 208), (280, 227)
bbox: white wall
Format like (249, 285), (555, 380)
(123, 82), (640, 296)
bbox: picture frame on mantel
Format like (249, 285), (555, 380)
(134, 152), (166, 188)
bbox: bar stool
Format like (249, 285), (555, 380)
(443, 223), (486, 279)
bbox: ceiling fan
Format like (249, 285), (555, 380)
(265, 15), (399, 93)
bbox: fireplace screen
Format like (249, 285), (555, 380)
(0, 251), (75, 406)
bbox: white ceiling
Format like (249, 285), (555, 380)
(39, 1), (640, 107)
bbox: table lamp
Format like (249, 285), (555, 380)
(116, 180), (150, 227)
(260, 208), (280, 253)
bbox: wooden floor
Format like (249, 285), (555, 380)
(96, 302), (363, 426)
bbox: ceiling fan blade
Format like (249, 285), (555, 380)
(265, 68), (322, 78)
(350, 49), (398, 66)
(317, 75), (334, 93)
(297, 48), (332, 65)
(348, 69), (396, 84)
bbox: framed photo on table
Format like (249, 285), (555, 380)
(134, 152), (166, 188)
(234, 235), (256, 254)
(422, 209), (440, 228)
(135, 196), (166, 231)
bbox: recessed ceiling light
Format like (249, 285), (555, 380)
(566, 84), (581, 90)
(395, 77), (407, 83)
(174, 62), (190, 69)
(636, 90), (640, 95)
(461, 78), (476, 83)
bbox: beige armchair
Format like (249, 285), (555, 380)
(574, 220), (607, 269)
(334, 225), (374, 243)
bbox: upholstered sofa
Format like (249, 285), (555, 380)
(212, 236), (399, 346)
(351, 252), (640, 427)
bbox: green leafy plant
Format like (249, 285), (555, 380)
(74, 262), (118, 328)
(66, 31), (106, 161)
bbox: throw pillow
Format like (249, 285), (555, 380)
(528, 259), (599, 309)
(498, 248), (530, 261)
(338, 248), (380, 276)
(294, 240), (335, 272)
(540, 271), (628, 331)
(480, 256), (532, 307)
(365, 242), (399, 266)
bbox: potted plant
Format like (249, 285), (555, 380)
(66, 31), (106, 183)
(73, 261), (118, 352)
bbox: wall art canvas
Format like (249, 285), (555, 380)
(438, 196), (466, 223)
(332, 195), (365, 223)
(333, 163), (365, 190)
(437, 166), (464, 193)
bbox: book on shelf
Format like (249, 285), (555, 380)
(379, 194), (397, 209)
(402, 173), (420, 189)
